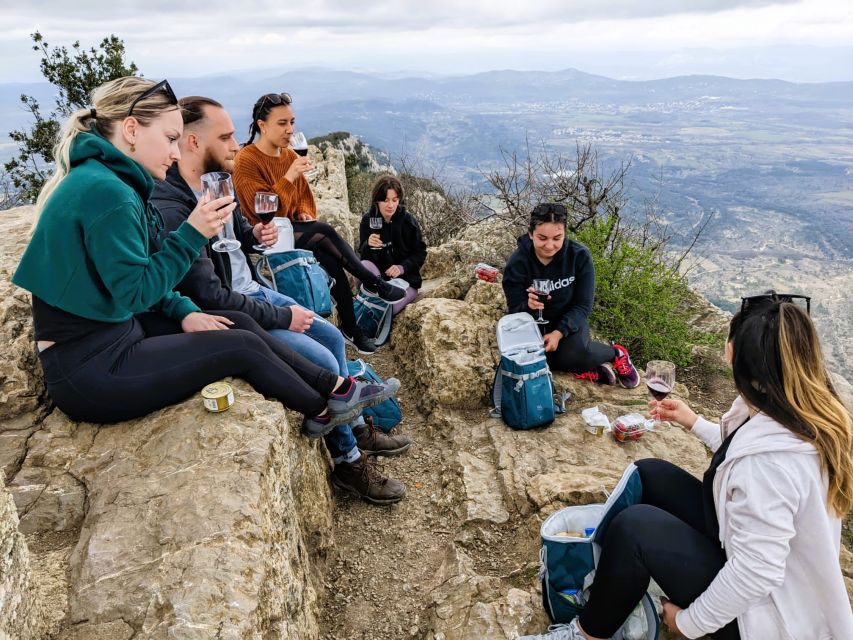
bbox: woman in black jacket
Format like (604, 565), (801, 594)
(358, 175), (427, 314)
(502, 203), (639, 387)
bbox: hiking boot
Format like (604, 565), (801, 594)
(517, 619), (585, 640)
(354, 417), (412, 456)
(612, 343), (640, 389)
(573, 364), (616, 386)
(331, 455), (406, 504)
(366, 279), (406, 303)
(342, 330), (377, 355)
(327, 376), (401, 416)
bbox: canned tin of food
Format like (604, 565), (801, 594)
(201, 382), (234, 412)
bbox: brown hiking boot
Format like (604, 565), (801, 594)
(331, 455), (406, 505)
(353, 417), (412, 457)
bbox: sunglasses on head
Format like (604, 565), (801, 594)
(532, 203), (568, 219)
(259, 92), (292, 111)
(741, 293), (811, 315)
(127, 79), (178, 117)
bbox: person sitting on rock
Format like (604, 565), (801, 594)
(150, 95), (410, 505)
(518, 292), (853, 640)
(357, 174), (426, 315)
(232, 92), (405, 355)
(12, 77), (398, 436)
(501, 203), (639, 387)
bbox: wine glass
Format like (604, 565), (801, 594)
(531, 278), (551, 325)
(201, 172), (241, 253)
(646, 360), (676, 426)
(290, 132), (318, 179)
(253, 192), (279, 251)
(369, 215), (384, 250)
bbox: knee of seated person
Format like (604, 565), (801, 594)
(603, 504), (659, 546)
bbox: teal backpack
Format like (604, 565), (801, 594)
(539, 463), (661, 638)
(491, 313), (568, 430)
(257, 249), (334, 317)
(346, 359), (402, 433)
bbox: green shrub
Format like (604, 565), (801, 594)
(576, 216), (694, 367)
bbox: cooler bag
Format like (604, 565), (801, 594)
(539, 463), (660, 639)
(257, 249), (334, 317)
(491, 313), (568, 430)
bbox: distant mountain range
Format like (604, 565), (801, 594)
(2, 67), (851, 378)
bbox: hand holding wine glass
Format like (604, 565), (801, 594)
(253, 192), (279, 251)
(201, 172), (241, 252)
(531, 279), (552, 325)
(368, 215), (384, 250)
(646, 360), (676, 426)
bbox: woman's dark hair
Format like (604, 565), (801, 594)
(370, 175), (405, 210)
(728, 293), (853, 515)
(528, 202), (568, 234)
(245, 92), (292, 145)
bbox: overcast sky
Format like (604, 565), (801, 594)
(1, 0), (851, 83)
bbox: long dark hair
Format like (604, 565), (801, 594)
(244, 92), (292, 146)
(729, 297), (853, 515)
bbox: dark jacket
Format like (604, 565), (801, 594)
(502, 234), (595, 337)
(357, 206), (427, 289)
(13, 131), (204, 323)
(150, 164), (292, 329)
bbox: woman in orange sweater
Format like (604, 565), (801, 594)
(233, 93), (404, 354)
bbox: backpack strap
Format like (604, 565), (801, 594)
(499, 366), (551, 391)
(255, 255), (277, 292)
(270, 256), (313, 274)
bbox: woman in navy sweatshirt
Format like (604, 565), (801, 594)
(501, 203), (639, 387)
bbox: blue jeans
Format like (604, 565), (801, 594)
(247, 286), (359, 460)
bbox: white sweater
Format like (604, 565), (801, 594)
(676, 396), (853, 640)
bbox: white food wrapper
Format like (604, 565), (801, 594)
(581, 406), (611, 435)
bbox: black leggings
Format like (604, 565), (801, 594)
(579, 459), (740, 640)
(293, 220), (381, 335)
(545, 321), (616, 373)
(38, 310), (339, 424)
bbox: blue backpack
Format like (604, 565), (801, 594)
(539, 463), (661, 638)
(346, 359), (402, 433)
(491, 313), (568, 430)
(257, 249), (334, 317)
(353, 285), (393, 346)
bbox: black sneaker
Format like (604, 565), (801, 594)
(365, 279), (406, 303)
(342, 330), (377, 355)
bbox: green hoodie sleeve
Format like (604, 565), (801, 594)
(83, 200), (207, 319)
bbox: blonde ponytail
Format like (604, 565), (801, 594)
(778, 304), (853, 516)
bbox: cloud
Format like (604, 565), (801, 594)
(0, 0), (850, 82)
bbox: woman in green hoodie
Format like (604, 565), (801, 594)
(12, 77), (398, 432)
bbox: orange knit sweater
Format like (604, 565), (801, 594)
(232, 144), (317, 225)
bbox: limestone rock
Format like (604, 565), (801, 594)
(0, 206), (46, 421)
(428, 544), (546, 640)
(313, 145), (361, 245)
(457, 452), (509, 524)
(464, 280), (506, 320)
(7, 379), (333, 639)
(0, 485), (46, 639)
(391, 298), (498, 412)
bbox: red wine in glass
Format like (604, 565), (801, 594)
(646, 379), (672, 401)
(290, 131), (318, 178)
(532, 278), (551, 325)
(293, 148), (308, 158)
(253, 192), (279, 251)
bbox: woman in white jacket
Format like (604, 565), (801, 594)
(519, 293), (853, 640)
